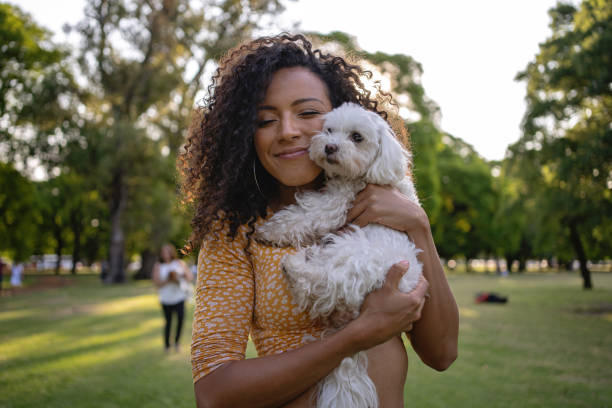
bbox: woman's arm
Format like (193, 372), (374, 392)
(347, 184), (459, 371)
(195, 318), (360, 408)
(408, 223), (459, 370)
(194, 260), (427, 408)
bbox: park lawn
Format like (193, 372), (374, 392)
(1, 272), (611, 407)
(0, 274), (196, 408)
(402, 272), (612, 408)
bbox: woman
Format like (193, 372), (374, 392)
(152, 243), (194, 352)
(181, 34), (458, 407)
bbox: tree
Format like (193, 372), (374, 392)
(409, 120), (443, 225)
(490, 163), (532, 272)
(0, 3), (91, 270)
(0, 3), (82, 173)
(66, 0), (288, 282)
(36, 177), (71, 274)
(0, 162), (40, 261)
(514, 0), (612, 288)
(433, 134), (498, 268)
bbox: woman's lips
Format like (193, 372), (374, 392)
(275, 148), (309, 159)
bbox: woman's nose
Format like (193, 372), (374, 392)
(280, 115), (300, 140)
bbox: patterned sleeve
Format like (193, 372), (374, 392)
(190, 227), (254, 383)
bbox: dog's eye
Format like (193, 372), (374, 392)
(351, 132), (363, 143)
(326, 128), (332, 133)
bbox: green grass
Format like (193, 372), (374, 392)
(0, 274), (196, 408)
(403, 272), (612, 408)
(1, 272), (611, 407)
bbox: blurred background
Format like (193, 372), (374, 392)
(0, 1), (610, 407)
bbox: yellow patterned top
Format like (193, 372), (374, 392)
(191, 219), (325, 383)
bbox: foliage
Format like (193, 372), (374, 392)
(3, 2), (610, 281)
(0, 162), (39, 261)
(64, 0), (290, 282)
(408, 120), (443, 225)
(0, 3), (82, 172)
(0, 0), (289, 282)
(512, 0), (612, 287)
(433, 134), (497, 262)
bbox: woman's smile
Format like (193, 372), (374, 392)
(275, 146), (310, 159)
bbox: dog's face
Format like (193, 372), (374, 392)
(309, 103), (408, 183)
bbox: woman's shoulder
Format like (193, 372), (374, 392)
(202, 211), (269, 248)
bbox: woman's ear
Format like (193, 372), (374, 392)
(365, 115), (409, 185)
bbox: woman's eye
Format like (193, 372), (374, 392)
(351, 132), (363, 143)
(299, 110), (320, 117)
(257, 119), (275, 128)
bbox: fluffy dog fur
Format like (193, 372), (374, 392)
(256, 102), (423, 408)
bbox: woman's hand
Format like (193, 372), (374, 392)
(349, 261), (429, 351)
(346, 184), (428, 234)
(346, 183), (459, 371)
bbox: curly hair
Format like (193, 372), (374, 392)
(179, 33), (399, 253)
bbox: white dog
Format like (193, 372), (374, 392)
(256, 102), (423, 408)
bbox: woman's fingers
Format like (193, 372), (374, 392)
(384, 261), (410, 289)
(347, 183), (425, 233)
(346, 197), (371, 227)
(346, 184), (386, 226)
(359, 263), (430, 345)
(409, 276), (430, 301)
(404, 296), (427, 333)
(385, 263), (429, 305)
(400, 275), (429, 332)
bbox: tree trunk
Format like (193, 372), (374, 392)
(134, 249), (157, 280)
(517, 235), (530, 273)
(518, 257), (526, 273)
(70, 210), (82, 275)
(107, 171), (127, 283)
(54, 225), (63, 275)
(568, 221), (592, 289)
(505, 256), (515, 274)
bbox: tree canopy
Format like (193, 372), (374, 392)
(1, 1), (609, 288)
(511, 0), (612, 288)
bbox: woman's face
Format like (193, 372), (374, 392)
(254, 67), (333, 193)
(160, 245), (173, 262)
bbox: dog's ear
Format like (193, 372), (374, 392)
(364, 114), (409, 185)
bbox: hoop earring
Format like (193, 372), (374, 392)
(253, 159), (265, 198)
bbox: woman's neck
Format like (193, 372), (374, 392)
(271, 175), (324, 211)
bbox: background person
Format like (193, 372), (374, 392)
(152, 243), (193, 352)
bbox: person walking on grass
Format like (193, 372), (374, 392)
(153, 243), (194, 353)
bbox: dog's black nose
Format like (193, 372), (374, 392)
(325, 144), (338, 155)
